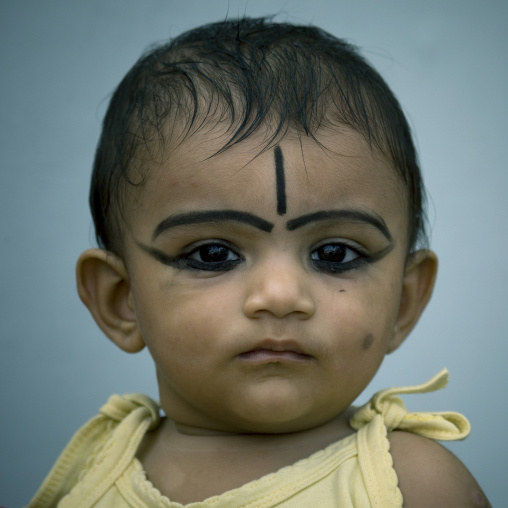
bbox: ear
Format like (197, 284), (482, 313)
(387, 250), (438, 354)
(76, 249), (145, 353)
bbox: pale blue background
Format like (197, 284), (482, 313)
(1, 1), (506, 506)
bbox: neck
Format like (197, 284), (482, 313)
(163, 406), (356, 452)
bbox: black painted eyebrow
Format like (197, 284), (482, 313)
(153, 210), (274, 239)
(286, 209), (392, 241)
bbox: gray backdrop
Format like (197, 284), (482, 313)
(1, 1), (506, 506)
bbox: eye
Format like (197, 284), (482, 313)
(310, 242), (368, 274)
(178, 242), (243, 272)
(188, 244), (238, 264)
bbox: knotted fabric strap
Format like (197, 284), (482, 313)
(28, 393), (161, 507)
(99, 393), (160, 431)
(350, 369), (470, 440)
(58, 394), (161, 507)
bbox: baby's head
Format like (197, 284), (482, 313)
(78, 18), (437, 434)
(90, 17), (427, 256)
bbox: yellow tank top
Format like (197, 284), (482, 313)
(28, 369), (470, 507)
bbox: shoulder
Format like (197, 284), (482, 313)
(388, 431), (490, 508)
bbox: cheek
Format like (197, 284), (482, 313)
(321, 284), (400, 351)
(134, 281), (233, 360)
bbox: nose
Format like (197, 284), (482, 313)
(243, 256), (316, 320)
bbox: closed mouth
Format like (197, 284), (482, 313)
(238, 339), (313, 363)
(238, 349), (312, 362)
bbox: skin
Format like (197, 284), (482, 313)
(123, 128), (410, 435)
(77, 126), (490, 505)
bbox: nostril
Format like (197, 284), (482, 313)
(243, 281), (315, 319)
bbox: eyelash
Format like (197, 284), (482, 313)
(149, 240), (373, 274)
(177, 242), (243, 271)
(148, 241), (243, 272)
(310, 242), (371, 274)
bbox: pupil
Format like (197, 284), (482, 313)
(201, 245), (228, 262)
(319, 244), (345, 262)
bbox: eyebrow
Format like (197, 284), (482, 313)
(153, 210), (274, 239)
(286, 209), (392, 241)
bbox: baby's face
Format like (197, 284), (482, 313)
(121, 126), (410, 434)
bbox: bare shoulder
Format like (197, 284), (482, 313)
(388, 431), (491, 508)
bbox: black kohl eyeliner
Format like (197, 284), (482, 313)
(136, 242), (242, 271)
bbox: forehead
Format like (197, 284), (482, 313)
(126, 126), (407, 237)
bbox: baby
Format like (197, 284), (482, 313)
(29, 17), (490, 507)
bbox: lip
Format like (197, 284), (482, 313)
(238, 338), (313, 363)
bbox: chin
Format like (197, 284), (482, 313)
(228, 401), (331, 434)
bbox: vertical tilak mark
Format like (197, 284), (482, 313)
(274, 146), (287, 215)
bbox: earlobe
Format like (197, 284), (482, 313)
(387, 250), (438, 354)
(76, 249), (145, 353)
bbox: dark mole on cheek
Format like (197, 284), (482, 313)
(362, 334), (374, 350)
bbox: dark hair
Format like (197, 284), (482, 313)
(90, 16), (428, 254)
